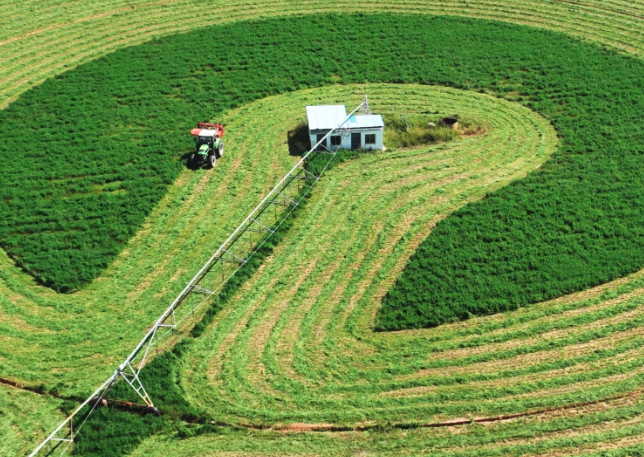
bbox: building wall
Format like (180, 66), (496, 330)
(309, 128), (384, 151)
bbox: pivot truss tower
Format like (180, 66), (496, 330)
(29, 96), (372, 457)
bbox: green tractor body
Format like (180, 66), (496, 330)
(197, 143), (210, 159)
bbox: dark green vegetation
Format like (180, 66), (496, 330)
(73, 351), (196, 457)
(2, 13), (644, 327)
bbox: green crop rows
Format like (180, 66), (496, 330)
(2, 1), (644, 456)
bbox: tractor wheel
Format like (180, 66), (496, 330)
(188, 154), (195, 167)
(216, 142), (224, 158)
(209, 155), (216, 168)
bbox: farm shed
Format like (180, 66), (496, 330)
(306, 105), (385, 151)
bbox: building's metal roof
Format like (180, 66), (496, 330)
(306, 105), (347, 130)
(307, 105), (385, 131)
(346, 114), (384, 129)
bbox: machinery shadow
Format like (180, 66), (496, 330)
(287, 123), (310, 157)
(180, 152), (202, 171)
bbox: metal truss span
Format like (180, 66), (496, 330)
(29, 97), (372, 457)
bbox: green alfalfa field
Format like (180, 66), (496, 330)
(3, 1), (644, 456)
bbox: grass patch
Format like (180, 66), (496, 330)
(384, 114), (458, 149)
(0, 385), (65, 457)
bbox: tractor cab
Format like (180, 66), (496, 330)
(195, 130), (217, 148)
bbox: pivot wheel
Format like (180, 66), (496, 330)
(208, 155), (216, 168)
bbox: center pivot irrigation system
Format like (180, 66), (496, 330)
(30, 97), (372, 457)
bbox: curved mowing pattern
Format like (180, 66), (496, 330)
(1, 5), (644, 457)
(129, 391), (644, 456)
(0, 13), (628, 397)
(0, 86), (299, 396)
(7, 10), (644, 325)
(178, 84), (557, 425)
(1, 10), (644, 397)
(2, 0), (644, 113)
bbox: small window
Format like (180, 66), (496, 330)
(330, 135), (342, 146)
(365, 134), (376, 145)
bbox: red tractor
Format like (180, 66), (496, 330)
(189, 123), (225, 168)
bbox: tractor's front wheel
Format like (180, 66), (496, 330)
(188, 154), (195, 167)
(208, 155), (216, 168)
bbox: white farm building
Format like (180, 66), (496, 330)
(306, 105), (385, 152)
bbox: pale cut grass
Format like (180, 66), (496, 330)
(128, 397), (644, 456)
(0, 384), (65, 457)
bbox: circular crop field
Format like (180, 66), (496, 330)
(2, 2), (644, 457)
